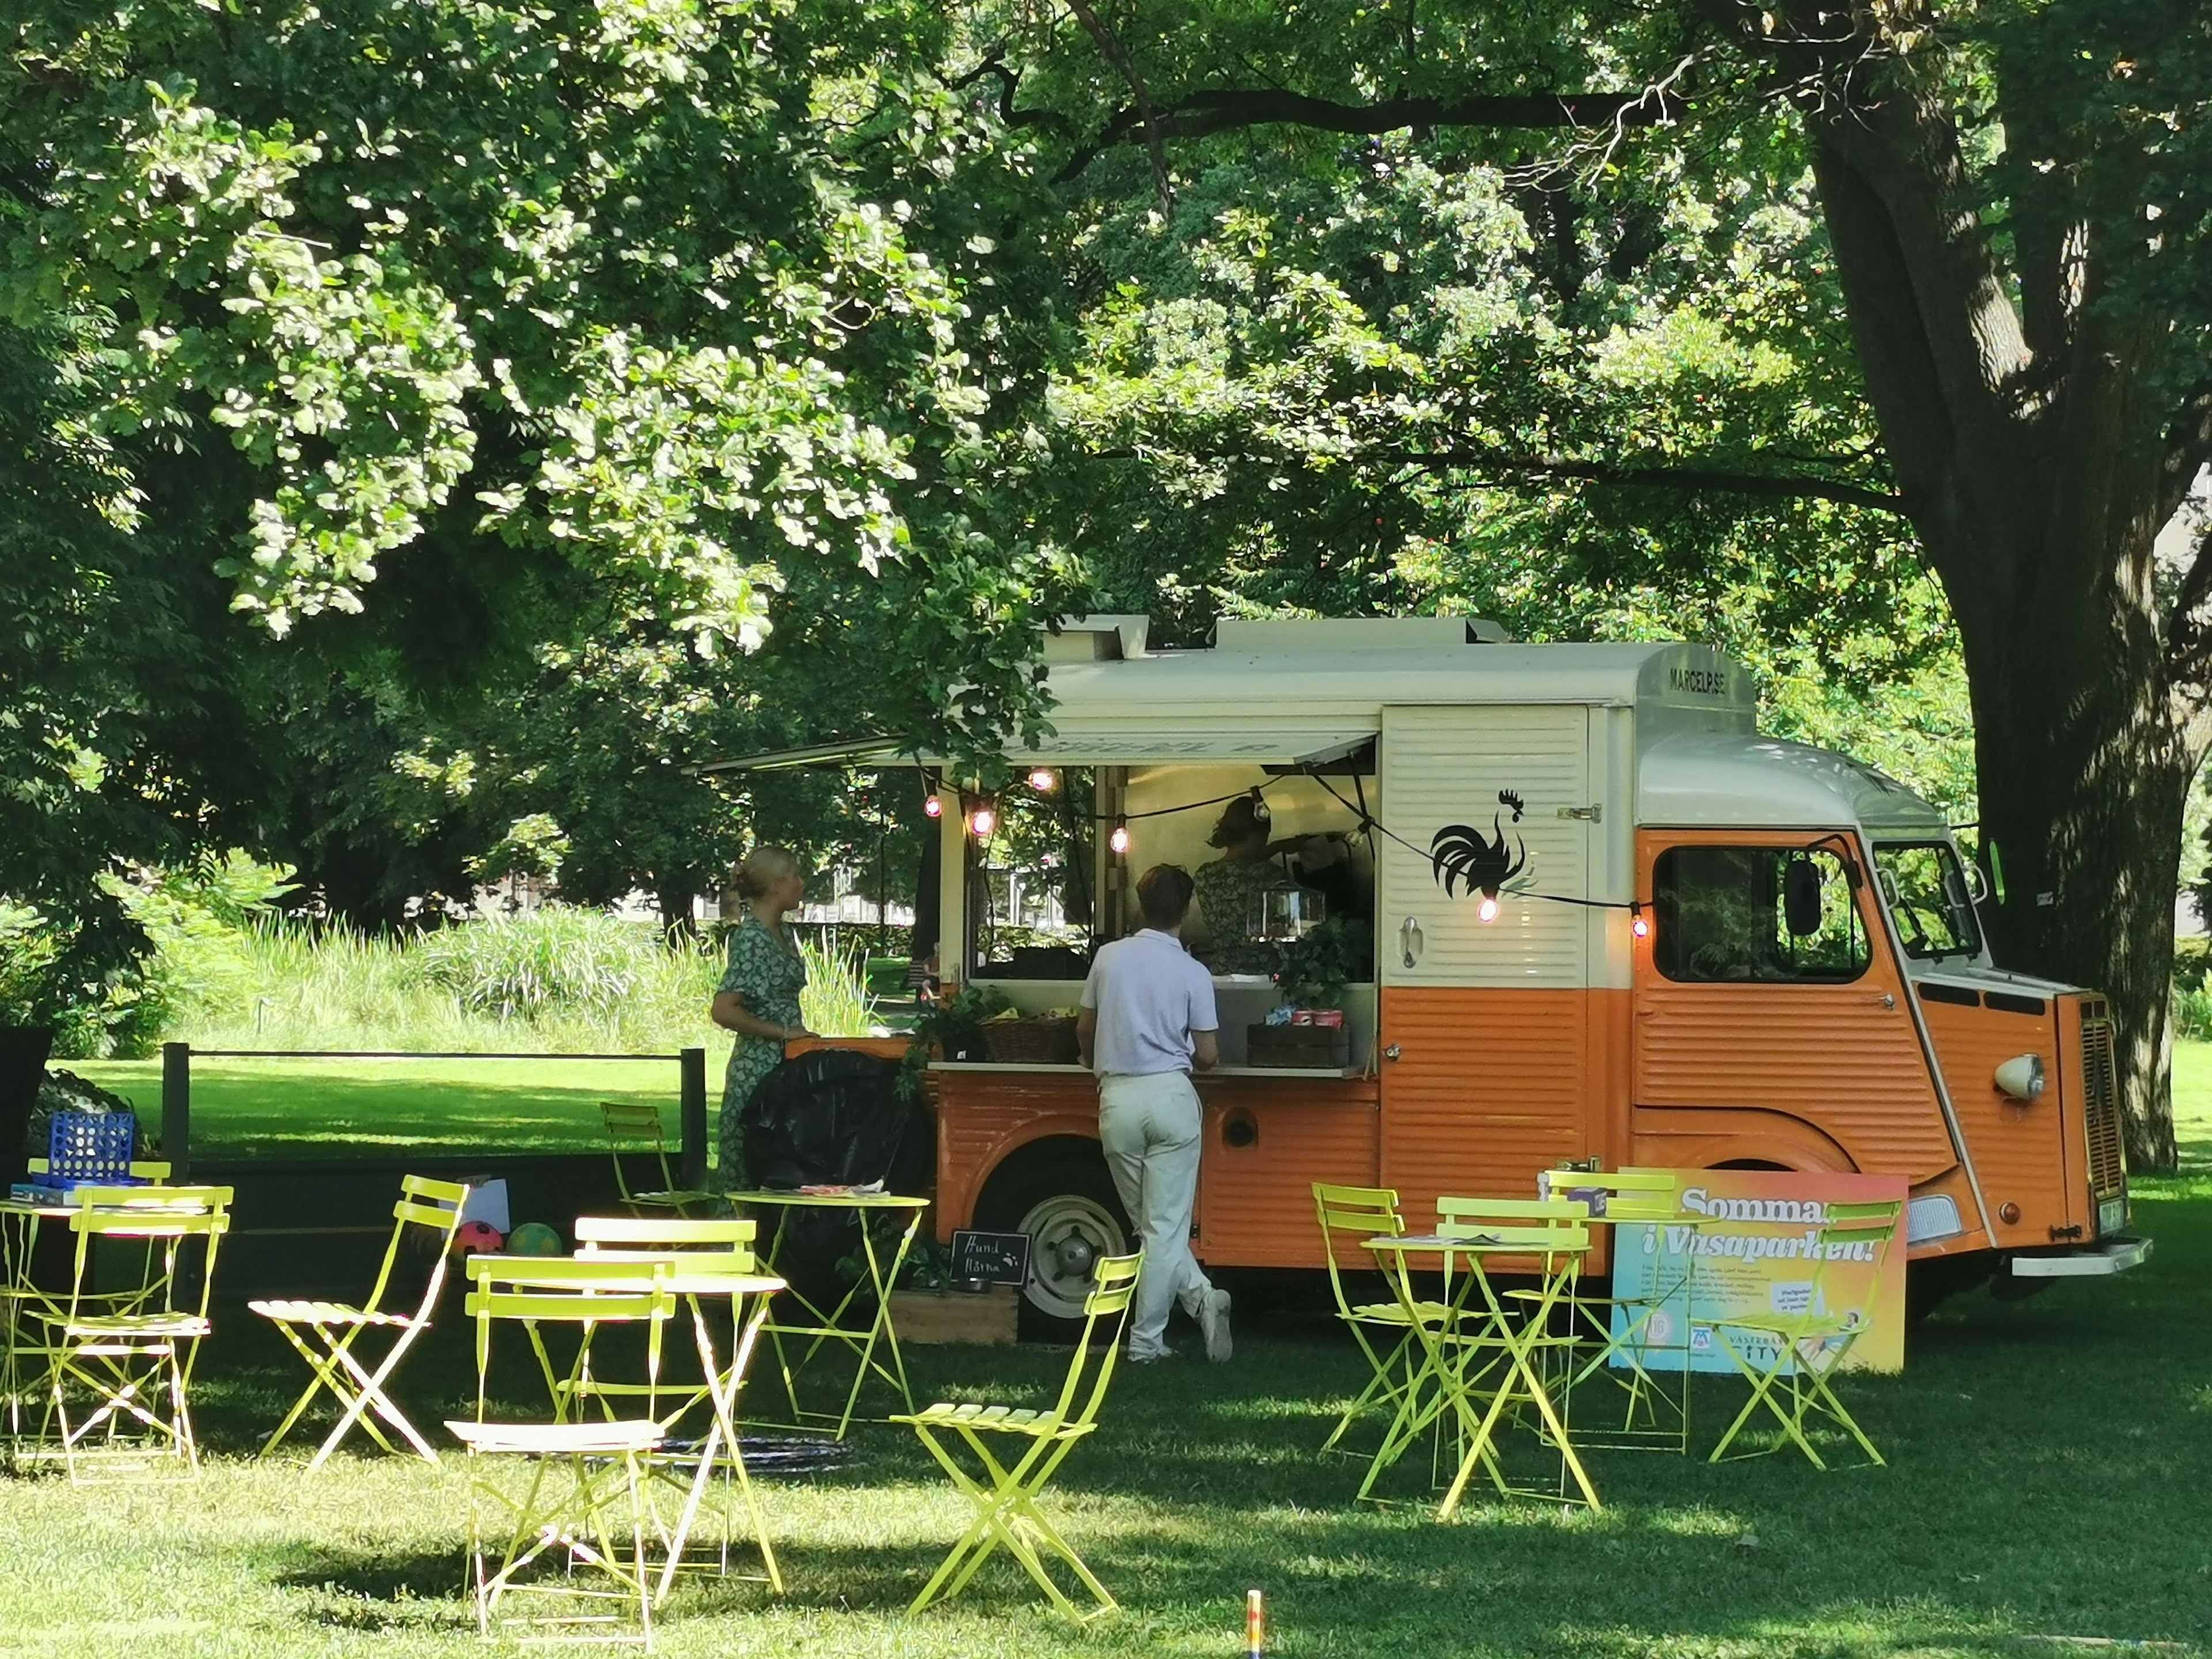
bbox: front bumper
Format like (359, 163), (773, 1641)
(2006, 1236), (2154, 1278)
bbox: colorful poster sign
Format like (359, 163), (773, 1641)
(1590, 1168), (1909, 1374)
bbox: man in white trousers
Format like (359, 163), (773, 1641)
(1075, 863), (1233, 1363)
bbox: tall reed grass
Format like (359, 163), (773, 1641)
(168, 907), (881, 1053)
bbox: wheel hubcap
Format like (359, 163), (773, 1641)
(1016, 1192), (1128, 1321)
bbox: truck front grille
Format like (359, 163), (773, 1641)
(2078, 999), (2126, 1199)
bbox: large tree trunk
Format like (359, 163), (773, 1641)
(1801, 77), (2202, 1172)
(1964, 605), (2192, 1172)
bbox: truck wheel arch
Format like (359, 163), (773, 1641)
(1631, 1106), (1856, 1175)
(974, 1137), (1132, 1340)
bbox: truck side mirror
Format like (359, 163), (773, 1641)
(1782, 857), (1824, 937)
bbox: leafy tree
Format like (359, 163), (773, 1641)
(3, 0), (1082, 941)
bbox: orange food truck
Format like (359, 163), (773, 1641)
(902, 616), (2145, 1331)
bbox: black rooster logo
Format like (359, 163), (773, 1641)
(1430, 790), (1532, 899)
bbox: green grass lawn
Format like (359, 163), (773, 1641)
(66, 1052), (726, 1157)
(4, 1083), (2210, 1656)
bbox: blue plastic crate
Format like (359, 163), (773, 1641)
(47, 1109), (135, 1184)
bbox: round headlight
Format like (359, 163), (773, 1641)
(1994, 1053), (2046, 1101)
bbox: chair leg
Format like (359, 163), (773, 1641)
(907, 1426), (1112, 1621)
(1708, 1327), (1825, 1468)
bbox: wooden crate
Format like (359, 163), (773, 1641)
(1245, 1022), (1350, 1069)
(888, 1284), (1020, 1346)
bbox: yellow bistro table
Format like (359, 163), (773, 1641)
(726, 1190), (929, 1440)
(1363, 1228), (1601, 1517)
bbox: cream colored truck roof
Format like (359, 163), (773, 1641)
(1014, 619), (1946, 834)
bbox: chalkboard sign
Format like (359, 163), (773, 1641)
(950, 1229), (1032, 1287)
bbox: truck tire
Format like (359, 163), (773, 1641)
(975, 1142), (1132, 1343)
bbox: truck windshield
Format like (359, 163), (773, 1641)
(1873, 842), (1982, 960)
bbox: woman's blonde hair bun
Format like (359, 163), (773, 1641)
(733, 844), (801, 900)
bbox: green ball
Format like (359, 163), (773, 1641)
(506, 1221), (565, 1256)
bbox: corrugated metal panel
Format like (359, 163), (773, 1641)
(1197, 1076), (1381, 1268)
(1378, 704), (1592, 989)
(1378, 987), (1592, 1231)
(1918, 997), (2066, 1246)
(1633, 980), (1956, 1181)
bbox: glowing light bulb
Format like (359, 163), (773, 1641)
(923, 794), (944, 819)
(1477, 894), (1500, 924)
(1109, 823), (1131, 855)
(1631, 913), (1650, 940)
(1028, 767), (1059, 793)
(968, 804), (997, 838)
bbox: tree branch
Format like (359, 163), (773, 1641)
(1389, 448), (1904, 511)
(1085, 443), (1903, 512)
(1052, 85), (1689, 184)
(947, 55), (1074, 137)
(1062, 0), (1175, 209)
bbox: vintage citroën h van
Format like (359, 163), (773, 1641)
(910, 616), (2145, 1331)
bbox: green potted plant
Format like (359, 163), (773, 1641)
(1250, 920), (1355, 1070)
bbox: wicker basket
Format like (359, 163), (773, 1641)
(980, 1016), (1082, 1065)
(1246, 1022), (1350, 1070)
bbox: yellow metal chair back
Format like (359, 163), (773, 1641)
(28, 1158), (171, 1181)
(465, 1253), (680, 1422)
(575, 1213), (758, 1268)
(893, 1252), (1143, 1622)
(1540, 1166), (1678, 1221)
(251, 1173), (472, 1468)
(600, 1100), (714, 1214)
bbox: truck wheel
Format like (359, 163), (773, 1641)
(976, 1144), (1131, 1342)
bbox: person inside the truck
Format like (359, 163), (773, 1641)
(1190, 791), (1350, 976)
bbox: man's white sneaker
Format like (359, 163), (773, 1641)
(1196, 1287), (1233, 1362)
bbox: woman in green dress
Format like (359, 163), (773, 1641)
(709, 845), (812, 1191)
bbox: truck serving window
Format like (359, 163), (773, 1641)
(1652, 846), (1869, 983)
(1872, 842), (1982, 960)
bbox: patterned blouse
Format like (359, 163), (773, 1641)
(1193, 855), (1296, 977)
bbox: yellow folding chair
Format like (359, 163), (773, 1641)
(33, 1184), (232, 1482)
(251, 1173), (473, 1469)
(1707, 1199), (1902, 1469)
(1311, 1182), (1446, 1455)
(601, 1100), (716, 1217)
(570, 1213), (785, 1597)
(1540, 1166), (1698, 1452)
(446, 1255), (679, 1648)
(895, 1251), (1142, 1622)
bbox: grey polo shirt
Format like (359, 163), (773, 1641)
(1080, 930), (1219, 1077)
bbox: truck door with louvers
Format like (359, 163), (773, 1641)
(1376, 704), (1598, 1228)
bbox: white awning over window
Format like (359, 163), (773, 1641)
(999, 728), (1374, 764)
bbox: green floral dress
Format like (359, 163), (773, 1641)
(715, 912), (808, 1191)
(1194, 856), (1294, 976)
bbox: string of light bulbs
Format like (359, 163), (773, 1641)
(921, 763), (1649, 934)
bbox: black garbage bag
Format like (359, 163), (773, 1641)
(739, 1049), (931, 1313)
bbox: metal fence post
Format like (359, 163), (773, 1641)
(161, 1041), (191, 1180)
(678, 1047), (707, 1192)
